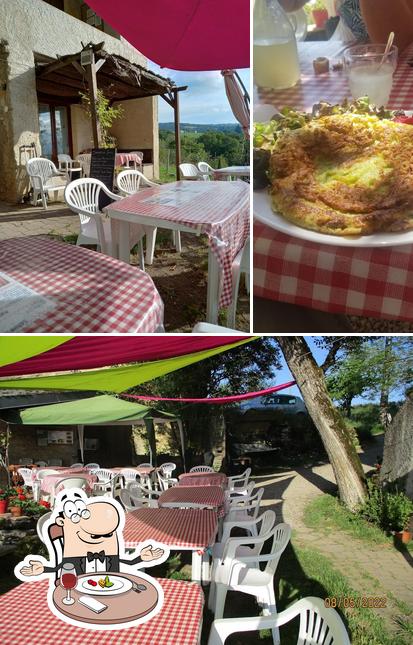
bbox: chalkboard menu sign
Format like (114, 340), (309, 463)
(90, 148), (116, 209)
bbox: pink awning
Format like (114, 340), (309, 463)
(221, 69), (250, 138)
(123, 381), (296, 404)
(0, 336), (253, 376)
(84, 0), (250, 71)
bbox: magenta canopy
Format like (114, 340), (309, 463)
(123, 381), (296, 404)
(0, 336), (251, 377)
(84, 0), (250, 71)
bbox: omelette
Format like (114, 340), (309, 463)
(269, 113), (413, 236)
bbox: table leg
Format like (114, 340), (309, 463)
(145, 226), (157, 265)
(191, 551), (202, 583)
(201, 550), (210, 585)
(118, 221), (131, 263)
(206, 247), (220, 324)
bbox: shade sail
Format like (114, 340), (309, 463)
(2, 395), (175, 426)
(0, 336), (251, 376)
(85, 0), (250, 71)
(0, 337), (255, 392)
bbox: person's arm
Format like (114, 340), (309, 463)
(360, 0), (413, 53)
(279, 0), (309, 12)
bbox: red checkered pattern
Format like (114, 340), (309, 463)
(0, 578), (203, 645)
(107, 181), (250, 307)
(159, 485), (226, 518)
(256, 42), (413, 111)
(0, 236), (163, 332)
(123, 508), (217, 550)
(178, 472), (228, 488)
(254, 223), (413, 320)
(40, 472), (97, 495)
(116, 152), (142, 166)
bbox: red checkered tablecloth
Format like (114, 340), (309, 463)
(256, 42), (413, 112)
(0, 578), (203, 645)
(159, 485), (226, 518)
(254, 42), (413, 322)
(40, 471), (97, 496)
(0, 236), (164, 332)
(178, 472), (228, 488)
(123, 508), (217, 550)
(106, 181), (250, 307)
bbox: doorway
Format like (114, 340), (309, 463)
(38, 103), (72, 163)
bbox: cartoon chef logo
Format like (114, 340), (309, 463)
(15, 489), (169, 630)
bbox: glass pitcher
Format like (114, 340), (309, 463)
(254, 0), (300, 89)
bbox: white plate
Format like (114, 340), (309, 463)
(254, 112), (413, 248)
(76, 575), (133, 596)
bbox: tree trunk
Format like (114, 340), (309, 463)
(277, 337), (366, 510)
(379, 336), (392, 431)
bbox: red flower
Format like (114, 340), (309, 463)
(16, 487), (23, 494)
(18, 494), (26, 501)
(39, 500), (51, 508)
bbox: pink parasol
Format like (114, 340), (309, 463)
(221, 69), (250, 138)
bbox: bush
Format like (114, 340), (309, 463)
(358, 480), (413, 532)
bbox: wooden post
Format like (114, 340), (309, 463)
(173, 89), (181, 181)
(85, 49), (102, 148)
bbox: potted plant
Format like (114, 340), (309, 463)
(0, 487), (9, 514)
(386, 490), (413, 544)
(8, 489), (28, 517)
(311, 0), (328, 29)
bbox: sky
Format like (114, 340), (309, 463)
(148, 63), (250, 124)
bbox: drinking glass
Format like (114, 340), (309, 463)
(61, 562), (77, 605)
(344, 44), (398, 108)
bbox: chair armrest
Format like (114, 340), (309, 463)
(208, 615), (278, 645)
(220, 519), (257, 543)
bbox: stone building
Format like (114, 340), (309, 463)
(0, 0), (163, 202)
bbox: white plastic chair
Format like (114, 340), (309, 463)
(85, 462), (100, 471)
(198, 161), (216, 181)
(127, 481), (161, 504)
(36, 469), (59, 480)
(179, 163), (201, 180)
(120, 468), (139, 484)
(58, 154), (82, 179)
(159, 462), (176, 478)
(227, 468), (251, 493)
(70, 463), (84, 469)
(190, 465), (214, 473)
(48, 459), (63, 467)
(227, 479), (255, 500)
(17, 467), (34, 488)
(92, 472), (124, 498)
(18, 458), (33, 465)
(64, 178), (145, 267)
(227, 237), (250, 329)
(208, 597), (351, 645)
(224, 487), (264, 532)
(116, 169), (181, 263)
(192, 323), (238, 333)
(26, 157), (67, 209)
(120, 488), (158, 511)
(211, 522), (292, 622)
(157, 471), (178, 491)
(53, 477), (88, 500)
(35, 461), (48, 467)
(36, 511), (52, 543)
(93, 468), (115, 482)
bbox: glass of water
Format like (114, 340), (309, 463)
(344, 44), (398, 108)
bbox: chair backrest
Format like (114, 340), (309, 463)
(120, 468), (139, 482)
(36, 511), (52, 543)
(179, 163), (201, 179)
(190, 465), (214, 473)
(58, 153), (72, 164)
(70, 463), (84, 469)
(160, 462), (176, 477)
(117, 169), (157, 195)
(94, 468), (115, 482)
(264, 523), (292, 576)
(85, 463), (100, 471)
(295, 597), (351, 644)
(197, 161), (215, 180)
(18, 458), (33, 465)
(26, 157), (56, 187)
(54, 477), (88, 495)
(36, 469), (58, 480)
(119, 489), (144, 511)
(35, 461), (48, 467)
(17, 467), (33, 486)
(48, 459), (63, 467)
(138, 462), (152, 468)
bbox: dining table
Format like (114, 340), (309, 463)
(254, 41), (413, 325)
(178, 471), (228, 488)
(214, 165), (250, 180)
(123, 507), (218, 583)
(0, 236), (164, 333)
(39, 470), (98, 498)
(105, 180), (250, 324)
(0, 577), (204, 644)
(158, 485), (226, 518)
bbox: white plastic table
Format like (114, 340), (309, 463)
(214, 165), (250, 179)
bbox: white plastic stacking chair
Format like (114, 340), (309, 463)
(159, 462), (176, 479)
(120, 488), (158, 510)
(227, 237), (250, 329)
(197, 161), (216, 181)
(70, 463), (84, 469)
(36, 469), (58, 480)
(208, 596), (351, 645)
(224, 487), (264, 533)
(48, 459), (63, 467)
(179, 163), (201, 180)
(17, 467), (34, 488)
(92, 472), (123, 498)
(211, 523), (292, 623)
(36, 511), (52, 543)
(157, 471), (178, 491)
(93, 468), (114, 482)
(227, 479), (254, 500)
(120, 468), (139, 484)
(85, 462), (100, 471)
(35, 461), (49, 467)
(26, 157), (67, 209)
(227, 468), (251, 493)
(52, 477), (88, 503)
(64, 178), (145, 267)
(127, 481), (161, 505)
(192, 323), (238, 333)
(76, 153), (91, 177)
(58, 154), (82, 179)
(116, 169), (181, 263)
(190, 465), (214, 473)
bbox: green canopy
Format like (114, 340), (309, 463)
(0, 337), (72, 368)
(3, 394), (175, 426)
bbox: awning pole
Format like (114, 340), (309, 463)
(77, 424), (84, 463)
(144, 418), (157, 466)
(177, 419), (186, 472)
(173, 89), (181, 181)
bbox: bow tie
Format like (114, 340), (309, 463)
(87, 550), (105, 563)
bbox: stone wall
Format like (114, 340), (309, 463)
(0, 0), (159, 201)
(380, 393), (413, 499)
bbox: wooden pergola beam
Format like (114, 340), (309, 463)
(161, 86), (187, 181)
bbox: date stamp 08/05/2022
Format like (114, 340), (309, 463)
(324, 597), (387, 609)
